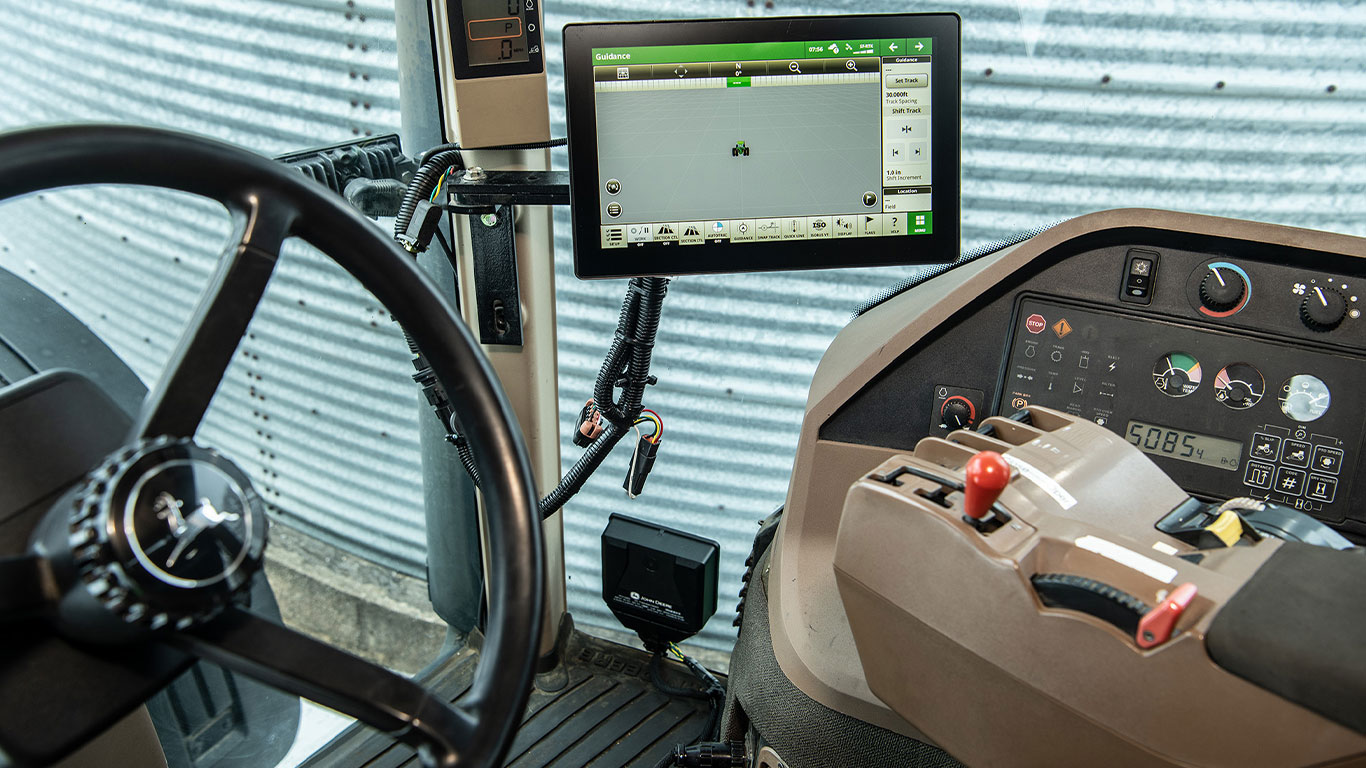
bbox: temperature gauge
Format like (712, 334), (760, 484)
(1151, 352), (1202, 397)
(1214, 363), (1264, 410)
(1279, 374), (1331, 422)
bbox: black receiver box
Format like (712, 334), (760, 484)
(601, 513), (719, 644)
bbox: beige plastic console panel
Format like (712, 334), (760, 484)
(834, 409), (1366, 767)
(766, 209), (1366, 753)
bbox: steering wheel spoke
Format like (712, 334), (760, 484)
(177, 606), (477, 763)
(131, 197), (295, 440)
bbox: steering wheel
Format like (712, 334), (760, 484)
(0, 125), (544, 767)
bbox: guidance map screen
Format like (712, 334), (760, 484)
(590, 38), (935, 249)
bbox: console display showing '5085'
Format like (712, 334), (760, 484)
(1001, 296), (1363, 521)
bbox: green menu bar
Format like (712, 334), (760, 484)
(591, 37), (931, 66)
(592, 42), (803, 65)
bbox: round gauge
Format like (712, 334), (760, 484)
(1279, 374), (1331, 422)
(1213, 363), (1265, 410)
(1151, 352), (1202, 397)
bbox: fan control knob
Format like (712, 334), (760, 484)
(1300, 285), (1347, 331)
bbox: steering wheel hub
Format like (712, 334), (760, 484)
(69, 437), (267, 631)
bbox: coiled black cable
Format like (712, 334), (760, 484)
(395, 142), (669, 520)
(647, 649), (725, 763)
(394, 148), (464, 243)
(540, 277), (668, 518)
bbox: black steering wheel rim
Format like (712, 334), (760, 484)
(0, 123), (544, 767)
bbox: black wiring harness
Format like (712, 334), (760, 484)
(392, 142), (668, 519)
(646, 642), (742, 768)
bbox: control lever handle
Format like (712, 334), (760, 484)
(964, 451), (1010, 520)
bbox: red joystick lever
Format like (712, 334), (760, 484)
(1136, 582), (1198, 649)
(964, 450), (1011, 520)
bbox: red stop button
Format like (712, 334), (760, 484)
(1025, 313), (1046, 334)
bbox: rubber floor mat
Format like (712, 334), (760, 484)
(302, 630), (716, 768)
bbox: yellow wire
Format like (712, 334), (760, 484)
(633, 412), (663, 442)
(429, 168), (449, 202)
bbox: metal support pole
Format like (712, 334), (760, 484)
(396, 0), (567, 661)
(395, 0), (484, 636)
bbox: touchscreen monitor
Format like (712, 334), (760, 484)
(563, 14), (961, 278)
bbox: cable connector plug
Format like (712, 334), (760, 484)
(624, 433), (661, 497)
(574, 399), (604, 448)
(680, 654), (724, 699)
(672, 741), (746, 767)
(396, 199), (442, 254)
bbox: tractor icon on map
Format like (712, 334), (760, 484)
(731, 140), (750, 157)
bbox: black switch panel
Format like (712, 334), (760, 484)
(999, 295), (1366, 525)
(1120, 248), (1158, 305)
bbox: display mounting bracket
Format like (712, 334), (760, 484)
(440, 171), (570, 346)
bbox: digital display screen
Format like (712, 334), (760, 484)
(1125, 420), (1243, 472)
(462, 0), (529, 66)
(590, 38), (932, 246)
(563, 15), (961, 278)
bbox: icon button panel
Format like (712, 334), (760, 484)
(807, 216), (833, 239)
(653, 222), (679, 242)
(679, 222), (705, 245)
(1280, 439), (1311, 468)
(597, 213), (919, 245)
(884, 212), (905, 236)
(601, 226), (625, 249)
(1306, 474), (1338, 503)
(755, 218), (782, 241)
(860, 214), (883, 237)
(1249, 433), (1281, 462)
(625, 223), (653, 243)
(1313, 446), (1344, 475)
(1244, 461), (1274, 489)
(1274, 467), (1306, 496)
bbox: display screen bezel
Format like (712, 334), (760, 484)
(563, 14), (962, 279)
(445, 0), (545, 80)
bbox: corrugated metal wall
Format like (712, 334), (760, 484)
(545, 0), (1366, 650)
(1, 0), (1364, 652)
(0, 0), (424, 571)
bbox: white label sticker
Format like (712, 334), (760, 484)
(1076, 535), (1177, 584)
(1002, 454), (1078, 510)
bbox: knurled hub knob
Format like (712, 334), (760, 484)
(1198, 267), (1246, 312)
(1299, 285), (1347, 331)
(68, 436), (267, 632)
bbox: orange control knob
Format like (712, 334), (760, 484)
(964, 451), (1011, 520)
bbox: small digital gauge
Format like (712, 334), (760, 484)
(461, 0), (530, 66)
(1125, 421), (1243, 471)
(1152, 352), (1202, 397)
(1279, 374), (1331, 422)
(1213, 363), (1264, 410)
